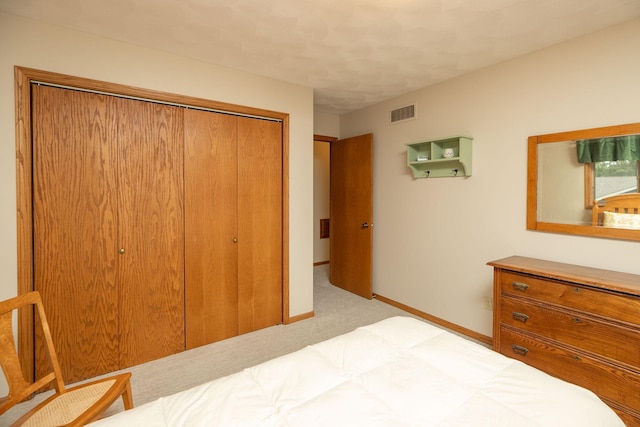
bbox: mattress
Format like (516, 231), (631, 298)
(91, 316), (624, 426)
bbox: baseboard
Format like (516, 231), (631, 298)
(287, 310), (314, 324)
(313, 261), (329, 266)
(374, 294), (493, 347)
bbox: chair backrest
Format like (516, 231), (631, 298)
(592, 193), (640, 226)
(0, 291), (66, 415)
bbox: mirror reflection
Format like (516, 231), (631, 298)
(527, 122), (640, 241)
(537, 140), (586, 225)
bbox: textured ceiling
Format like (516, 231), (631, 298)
(2, 0), (640, 114)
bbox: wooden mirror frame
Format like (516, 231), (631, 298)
(527, 122), (640, 242)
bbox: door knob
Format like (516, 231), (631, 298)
(119, 248), (125, 254)
(233, 237), (238, 243)
(361, 223), (369, 229)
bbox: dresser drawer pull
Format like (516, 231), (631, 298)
(511, 345), (529, 356)
(512, 282), (529, 292)
(572, 317), (582, 324)
(572, 355), (582, 362)
(512, 312), (530, 323)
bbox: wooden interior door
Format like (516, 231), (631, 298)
(116, 98), (185, 368)
(330, 134), (374, 299)
(32, 85), (120, 383)
(184, 109), (239, 348)
(237, 117), (283, 333)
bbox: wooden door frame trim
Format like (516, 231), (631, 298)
(15, 66), (290, 381)
(313, 134), (337, 143)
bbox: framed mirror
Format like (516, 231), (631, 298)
(527, 122), (640, 241)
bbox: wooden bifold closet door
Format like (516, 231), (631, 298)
(115, 94), (185, 368)
(32, 85), (185, 383)
(184, 110), (283, 349)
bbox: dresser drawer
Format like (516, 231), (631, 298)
(499, 271), (640, 326)
(500, 326), (640, 413)
(500, 296), (640, 367)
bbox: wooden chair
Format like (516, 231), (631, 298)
(592, 193), (640, 226)
(0, 291), (133, 426)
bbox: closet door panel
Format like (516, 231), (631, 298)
(237, 117), (283, 333)
(116, 98), (185, 367)
(32, 85), (120, 383)
(184, 109), (239, 349)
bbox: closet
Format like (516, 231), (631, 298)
(30, 82), (283, 385)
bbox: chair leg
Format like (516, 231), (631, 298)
(122, 381), (134, 410)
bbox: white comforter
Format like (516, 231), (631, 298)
(91, 316), (624, 426)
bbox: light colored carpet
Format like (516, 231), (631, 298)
(2, 265), (422, 424)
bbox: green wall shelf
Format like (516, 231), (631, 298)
(406, 136), (472, 178)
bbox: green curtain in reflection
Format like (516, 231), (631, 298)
(576, 135), (640, 163)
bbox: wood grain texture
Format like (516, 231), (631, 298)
(490, 256), (640, 425)
(237, 117), (283, 333)
(498, 268), (640, 325)
(500, 327), (640, 419)
(15, 67), (289, 123)
(280, 117), (290, 324)
(501, 296), (640, 367)
(488, 255), (640, 294)
(14, 67), (36, 384)
(329, 134), (373, 299)
(184, 109), (239, 348)
(116, 97), (185, 368)
(32, 85), (120, 383)
(16, 66), (290, 380)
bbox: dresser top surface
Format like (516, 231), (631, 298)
(488, 256), (640, 296)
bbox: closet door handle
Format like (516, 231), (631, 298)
(119, 248), (125, 254)
(233, 238), (238, 243)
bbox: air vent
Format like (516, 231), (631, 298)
(390, 104), (416, 124)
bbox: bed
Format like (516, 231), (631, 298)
(90, 316), (624, 426)
(592, 193), (640, 229)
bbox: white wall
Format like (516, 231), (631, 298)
(0, 12), (314, 317)
(313, 110), (340, 138)
(313, 141), (330, 263)
(340, 18), (640, 337)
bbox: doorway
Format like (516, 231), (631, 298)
(313, 136), (334, 266)
(313, 133), (374, 299)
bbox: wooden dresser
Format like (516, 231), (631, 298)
(488, 256), (640, 426)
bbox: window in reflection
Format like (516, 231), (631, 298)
(578, 133), (640, 204)
(593, 160), (639, 200)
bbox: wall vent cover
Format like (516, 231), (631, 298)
(390, 104), (416, 123)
